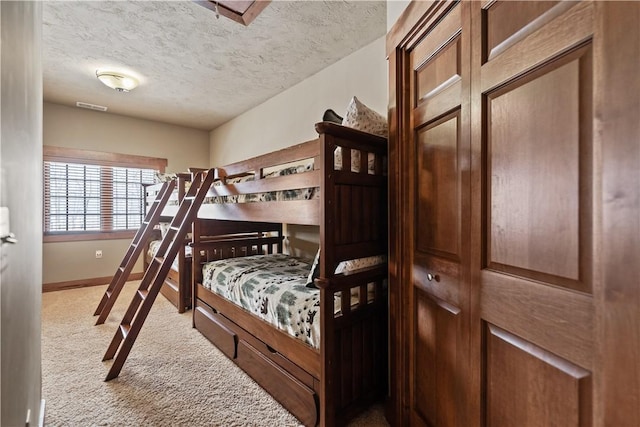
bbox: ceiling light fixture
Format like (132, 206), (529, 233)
(96, 70), (138, 92)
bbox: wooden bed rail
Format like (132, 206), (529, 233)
(216, 139), (320, 178)
(195, 122), (387, 229)
(193, 235), (282, 258)
(317, 264), (388, 425)
(191, 222), (284, 286)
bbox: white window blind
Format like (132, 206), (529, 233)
(44, 161), (155, 234)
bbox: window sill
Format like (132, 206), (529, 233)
(43, 230), (136, 243)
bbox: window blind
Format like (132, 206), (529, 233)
(43, 162), (156, 234)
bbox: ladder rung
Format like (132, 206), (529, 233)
(170, 226), (180, 231)
(119, 267), (125, 272)
(101, 169), (212, 381)
(131, 243), (138, 248)
(120, 324), (131, 339)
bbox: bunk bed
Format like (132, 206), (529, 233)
(189, 122), (389, 426)
(142, 172), (195, 313)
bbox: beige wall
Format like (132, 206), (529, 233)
(208, 37), (388, 259)
(43, 103), (210, 284)
(209, 36), (387, 166)
(387, 1), (410, 31)
(44, 103), (210, 173)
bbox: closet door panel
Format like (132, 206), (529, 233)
(485, 324), (591, 427)
(484, 1), (561, 60)
(415, 36), (461, 103)
(480, 1), (593, 92)
(405, 3), (472, 426)
(486, 45), (592, 292)
(416, 110), (461, 258)
(473, 2), (596, 425)
(481, 275), (593, 370)
(413, 289), (460, 427)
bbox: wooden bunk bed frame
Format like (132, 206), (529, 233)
(190, 122), (389, 426)
(143, 172), (198, 313)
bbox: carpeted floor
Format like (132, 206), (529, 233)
(41, 283), (389, 426)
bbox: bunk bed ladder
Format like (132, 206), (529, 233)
(102, 169), (216, 381)
(94, 179), (177, 325)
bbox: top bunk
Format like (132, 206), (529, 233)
(145, 122), (387, 228)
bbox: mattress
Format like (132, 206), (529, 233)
(201, 253), (372, 349)
(148, 240), (192, 271)
(202, 254), (321, 347)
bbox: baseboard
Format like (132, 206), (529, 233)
(42, 272), (144, 292)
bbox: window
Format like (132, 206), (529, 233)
(43, 146), (167, 242)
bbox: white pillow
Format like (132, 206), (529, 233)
(335, 255), (387, 275)
(306, 248), (321, 288)
(158, 222), (170, 238)
(341, 96), (388, 138)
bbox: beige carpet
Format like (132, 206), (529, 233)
(42, 283), (389, 426)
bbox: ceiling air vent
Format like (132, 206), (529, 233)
(76, 101), (108, 112)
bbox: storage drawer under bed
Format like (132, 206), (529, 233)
(194, 301), (319, 426)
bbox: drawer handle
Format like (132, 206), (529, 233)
(265, 344), (278, 354)
(427, 273), (440, 282)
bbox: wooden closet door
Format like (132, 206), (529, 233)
(400, 3), (472, 426)
(470, 2), (597, 425)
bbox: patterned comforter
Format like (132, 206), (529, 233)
(204, 164), (317, 205)
(202, 254), (326, 348)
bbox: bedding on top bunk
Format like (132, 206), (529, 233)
(201, 253), (378, 349)
(204, 148), (381, 205)
(206, 163), (317, 204)
(150, 173), (193, 206)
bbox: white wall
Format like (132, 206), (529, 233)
(43, 103), (210, 284)
(209, 36), (387, 166)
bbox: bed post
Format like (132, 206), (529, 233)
(318, 130), (337, 427)
(191, 218), (201, 328)
(190, 170), (207, 328)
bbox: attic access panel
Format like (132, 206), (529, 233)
(194, 0), (271, 26)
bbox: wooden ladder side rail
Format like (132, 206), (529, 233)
(102, 169), (216, 381)
(94, 180), (177, 325)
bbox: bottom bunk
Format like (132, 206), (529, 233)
(192, 228), (388, 426)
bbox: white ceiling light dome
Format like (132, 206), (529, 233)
(96, 70), (139, 92)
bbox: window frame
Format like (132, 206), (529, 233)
(43, 146), (167, 243)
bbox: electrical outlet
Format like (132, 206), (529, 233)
(95, 250), (103, 259)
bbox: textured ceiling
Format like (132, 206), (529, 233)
(42, 1), (387, 130)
